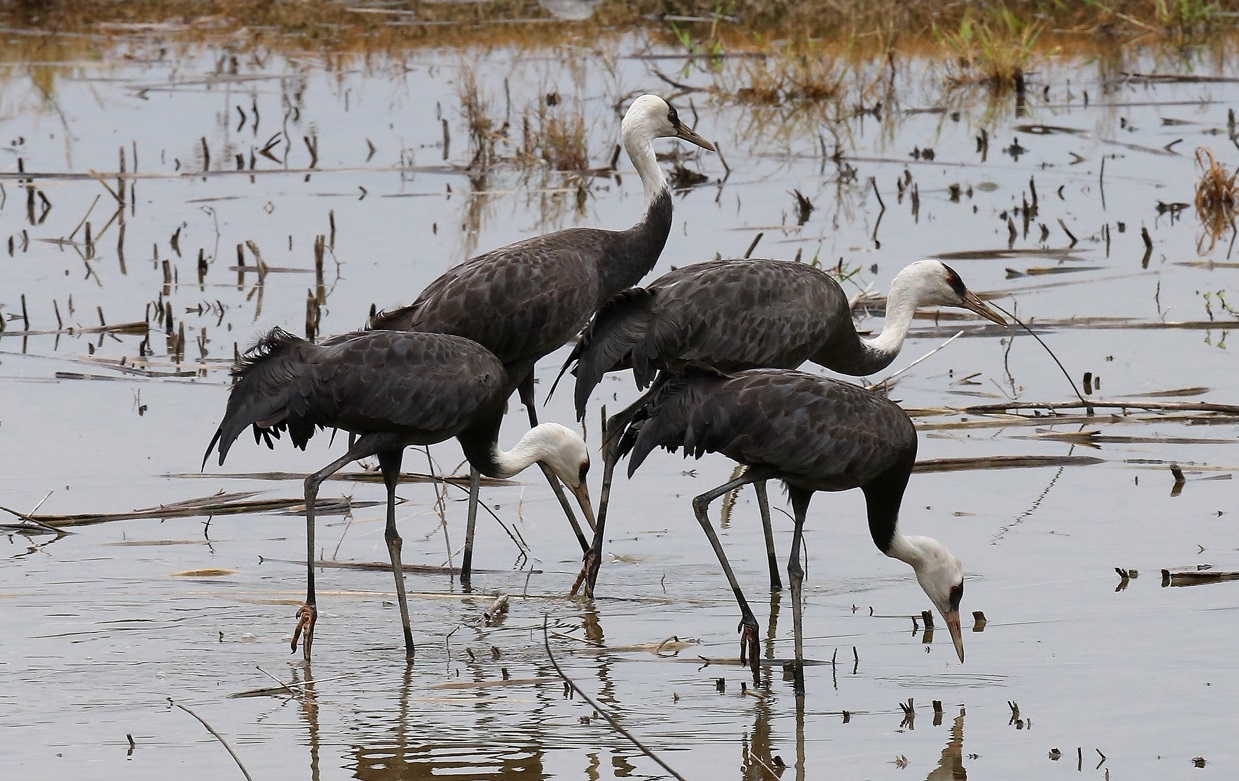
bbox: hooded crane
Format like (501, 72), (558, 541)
(368, 94), (713, 585)
(560, 258), (1002, 591)
(203, 328), (595, 661)
(608, 368), (965, 696)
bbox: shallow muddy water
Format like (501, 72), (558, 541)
(2, 18), (1239, 780)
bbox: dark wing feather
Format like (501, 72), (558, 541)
(284, 331), (508, 447)
(206, 330), (509, 467)
(561, 287), (658, 419)
(643, 260), (853, 372)
(568, 260), (856, 418)
(370, 229), (615, 370)
(618, 370), (720, 476)
(204, 327), (312, 467)
(621, 369), (916, 492)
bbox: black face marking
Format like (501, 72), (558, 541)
(941, 263), (967, 296)
(949, 581), (964, 612)
(579, 462), (589, 483)
(666, 105), (682, 131)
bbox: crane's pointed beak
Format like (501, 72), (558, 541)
(944, 609), (965, 663)
(961, 290), (1007, 326)
(568, 481), (597, 534)
(675, 124), (716, 153)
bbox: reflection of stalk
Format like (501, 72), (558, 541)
(926, 707), (967, 781)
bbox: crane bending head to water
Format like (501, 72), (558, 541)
(204, 327), (594, 661)
(559, 257), (1001, 592)
(608, 368), (964, 695)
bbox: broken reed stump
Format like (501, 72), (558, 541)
(1161, 568), (1239, 587)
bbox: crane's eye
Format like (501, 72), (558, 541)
(949, 582), (964, 611)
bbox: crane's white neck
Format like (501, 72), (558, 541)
(886, 532), (962, 615)
(623, 123), (670, 213)
(857, 271), (923, 369)
(886, 532), (942, 571)
(489, 422), (582, 483)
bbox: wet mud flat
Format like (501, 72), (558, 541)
(3, 8), (1239, 779)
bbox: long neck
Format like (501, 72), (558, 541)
(886, 532), (940, 570)
(861, 458), (914, 557)
(460, 420), (551, 480)
(596, 131), (674, 300)
(627, 125), (670, 208)
(819, 272), (920, 375)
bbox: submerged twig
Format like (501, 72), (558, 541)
(542, 617), (686, 780)
(168, 699), (253, 781)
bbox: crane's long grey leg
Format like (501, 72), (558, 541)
(787, 491), (813, 698)
(378, 449), (415, 662)
(572, 382), (665, 597)
(295, 448), (363, 660)
(520, 377), (592, 549)
(461, 467), (481, 591)
(691, 474), (763, 685)
(753, 479), (782, 592)
(572, 420), (619, 598)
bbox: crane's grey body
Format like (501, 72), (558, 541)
(204, 328), (594, 661)
(369, 192), (673, 389)
(567, 260), (852, 415)
(207, 329), (511, 469)
(621, 369), (917, 509)
(588, 367), (965, 695)
(566, 258), (1004, 419)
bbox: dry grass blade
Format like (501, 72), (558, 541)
(258, 556), (536, 576)
(0, 490), (331, 528)
(176, 469), (516, 487)
(0, 320), (148, 339)
(914, 454), (1104, 473)
(168, 699), (253, 781)
(429, 677), (558, 690)
(958, 398), (1239, 416)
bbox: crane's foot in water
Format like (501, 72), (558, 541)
(738, 615), (760, 684)
(568, 548), (599, 598)
(292, 603), (316, 660)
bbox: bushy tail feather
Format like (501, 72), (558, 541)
(203, 327), (311, 468)
(617, 369), (728, 480)
(570, 287), (657, 420)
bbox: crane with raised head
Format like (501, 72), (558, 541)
(369, 94), (714, 585)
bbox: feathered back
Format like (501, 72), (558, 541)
(203, 327), (313, 467)
(204, 328), (513, 470)
(617, 368), (917, 492)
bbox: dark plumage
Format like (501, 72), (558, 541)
(565, 258), (1005, 419)
(561, 257), (1003, 591)
(593, 368), (965, 696)
(367, 95), (714, 584)
(204, 328), (594, 660)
